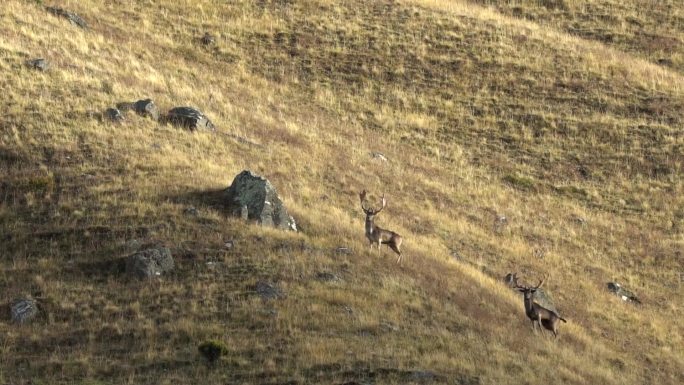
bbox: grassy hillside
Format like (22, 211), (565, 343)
(0, 0), (682, 384)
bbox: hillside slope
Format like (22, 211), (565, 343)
(0, 1), (682, 384)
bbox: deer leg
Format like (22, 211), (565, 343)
(396, 252), (402, 264)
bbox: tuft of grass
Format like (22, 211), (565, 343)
(198, 340), (229, 364)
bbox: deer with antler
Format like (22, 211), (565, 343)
(514, 276), (567, 338)
(359, 190), (404, 264)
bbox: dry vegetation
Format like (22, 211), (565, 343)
(0, 0), (682, 384)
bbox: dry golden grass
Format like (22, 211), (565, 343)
(0, 0), (682, 384)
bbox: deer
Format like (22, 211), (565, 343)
(514, 276), (567, 338)
(359, 190), (404, 264)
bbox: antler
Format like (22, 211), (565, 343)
(375, 193), (387, 214)
(360, 190), (372, 214)
(534, 276), (546, 290)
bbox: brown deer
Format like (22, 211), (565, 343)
(514, 276), (567, 338)
(359, 190), (404, 263)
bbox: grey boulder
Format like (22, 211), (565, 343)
(133, 99), (160, 121)
(11, 298), (38, 324)
(224, 170), (297, 231)
(105, 108), (124, 122)
(26, 58), (49, 71)
(166, 107), (215, 131)
(46, 7), (88, 29)
(126, 247), (174, 279)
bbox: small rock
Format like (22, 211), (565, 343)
(371, 152), (388, 162)
(11, 298), (38, 324)
(183, 206), (199, 216)
(254, 281), (284, 300)
(46, 7), (88, 29)
(410, 370), (439, 381)
(450, 250), (463, 261)
(105, 108), (124, 122)
(315, 271), (339, 282)
(380, 321), (399, 332)
(223, 240), (234, 249)
(133, 99), (160, 121)
(334, 247), (352, 255)
(607, 282), (640, 303)
(166, 107), (215, 132)
(126, 247), (174, 279)
(574, 216), (588, 225)
(201, 32), (216, 46)
(26, 58), (49, 71)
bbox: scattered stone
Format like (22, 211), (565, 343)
(126, 247), (174, 279)
(133, 99), (160, 121)
(183, 206), (199, 217)
(380, 321), (399, 332)
(607, 282), (641, 303)
(11, 298), (38, 324)
(450, 250), (463, 261)
(201, 32), (216, 46)
(223, 170), (297, 231)
(409, 370), (439, 382)
(574, 216), (588, 225)
(493, 214), (508, 234)
(371, 152), (388, 162)
(105, 108), (124, 122)
(223, 240), (235, 250)
(254, 281), (284, 300)
(166, 107), (215, 131)
(334, 247), (352, 255)
(26, 58), (49, 71)
(46, 7), (88, 29)
(315, 271), (339, 282)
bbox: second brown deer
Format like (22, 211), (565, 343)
(514, 276), (567, 338)
(360, 190), (404, 264)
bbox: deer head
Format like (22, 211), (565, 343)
(360, 190), (386, 217)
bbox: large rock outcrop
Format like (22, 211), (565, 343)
(224, 170), (297, 231)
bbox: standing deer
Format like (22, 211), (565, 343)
(514, 276), (567, 338)
(359, 190), (404, 264)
